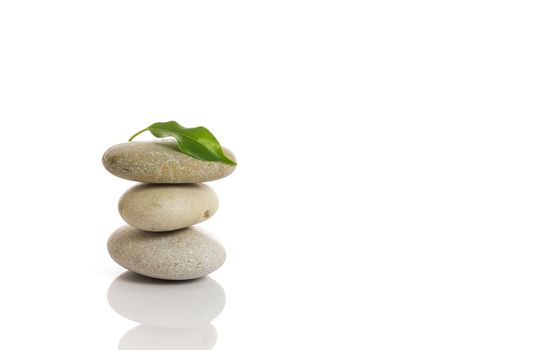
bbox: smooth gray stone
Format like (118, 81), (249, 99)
(107, 225), (226, 280)
(102, 139), (236, 183)
(118, 183), (219, 232)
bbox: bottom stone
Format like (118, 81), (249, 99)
(107, 225), (226, 280)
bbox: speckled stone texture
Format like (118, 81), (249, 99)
(102, 139), (236, 183)
(108, 225), (226, 280)
(118, 183), (219, 232)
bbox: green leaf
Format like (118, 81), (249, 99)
(129, 121), (237, 166)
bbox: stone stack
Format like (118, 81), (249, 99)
(102, 139), (236, 280)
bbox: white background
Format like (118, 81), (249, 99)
(1, 1), (552, 349)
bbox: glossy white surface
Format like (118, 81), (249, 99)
(119, 325), (217, 350)
(109, 273), (223, 349)
(1, 1), (553, 349)
(108, 273), (225, 328)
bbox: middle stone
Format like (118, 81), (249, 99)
(118, 183), (219, 232)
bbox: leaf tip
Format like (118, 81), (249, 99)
(128, 127), (149, 142)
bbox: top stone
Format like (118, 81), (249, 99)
(102, 140), (236, 183)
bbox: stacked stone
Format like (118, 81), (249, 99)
(102, 139), (236, 280)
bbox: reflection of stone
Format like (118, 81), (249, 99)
(107, 272), (225, 328)
(119, 325), (217, 350)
